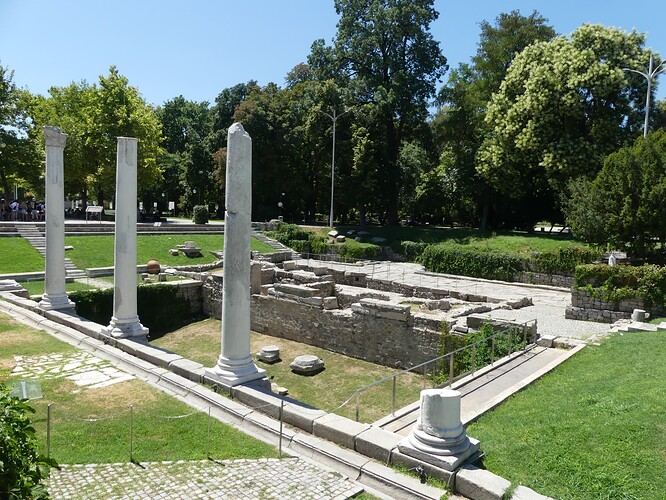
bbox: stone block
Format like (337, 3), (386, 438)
(537, 334), (556, 348)
(260, 284), (272, 295)
(290, 355), (325, 375)
(313, 413), (371, 449)
(359, 460), (448, 500)
(256, 345), (280, 363)
(312, 266), (328, 276)
(273, 283), (317, 298)
(455, 464), (511, 500)
(283, 260), (297, 271)
(168, 358), (204, 382)
(323, 296), (339, 310)
(282, 402), (327, 434)
(354, 426), (402, 463)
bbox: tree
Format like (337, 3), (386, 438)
(0, 64), (41, 201)
(33, 67), (163, 206)
(332, 0), (447, 224)
(564, 130), (666, 259)
(477, 25), (653, 212)
(432, 10), (556, 228)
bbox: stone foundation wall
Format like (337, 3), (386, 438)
(515, 272), (573, 288)
(174, 280), (204, 315)
(567, 288), (665, 323)
(250, 294), (441, 368)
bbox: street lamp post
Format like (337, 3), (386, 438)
(623, 53), (666, 138)
(318, 107), (349, 227)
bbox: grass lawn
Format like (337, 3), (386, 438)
(64, 234), (275, 269)
(467, 331), (666, 500)
(0, 312), (279, 464)
(150, 318), (426, 423)
(0, 238), (44, 274)
(21, 279), (99, 297)
(332, 225), (589, 257)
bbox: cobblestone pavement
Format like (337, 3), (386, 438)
(46, 458), (364, 499)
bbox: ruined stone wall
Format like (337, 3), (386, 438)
(515, 272), (573, 288)
(250, 294), (441, 368)
(565, 288), (664, 323)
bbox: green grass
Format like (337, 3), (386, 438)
(21, 279), (99, 297)
(0, 238), (44, 274)
(0, 312), (279, 464)
(64, 234), (275, 269)
(467, 331), (666, 500)
(336, 225), (588, 257)
(150, 318), (427, 423)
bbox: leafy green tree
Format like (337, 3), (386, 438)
(563, 130), (666, 259)
(477, 25), (653, 212)
(332, 0), (447, 225)
(432, 10), (556, 228)
(0, 64), (41, 200)
(33, 67), (163, 206)
(1, 383), (58, 499)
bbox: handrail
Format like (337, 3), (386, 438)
(338, 318), (537, 422)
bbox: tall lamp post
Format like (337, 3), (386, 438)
(318, 107), (349, 227)
(623, 53), (666, 138)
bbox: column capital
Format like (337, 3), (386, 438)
(43, 126), (67, 148)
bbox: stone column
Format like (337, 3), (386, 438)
(206, 123), (265, 386)
(398, 389), (480, 471)
(39, 126), (74, 311)
(103, 137), (148, 339)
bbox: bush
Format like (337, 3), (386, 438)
(0, 383), (58, 499)
(401, 241), (428, 261)
(266, 224), (330, 255)
(192, 205), (209, 224)
(574, 264), (666, 307)
(338, 240), (382, 260)
(70, 284), (196, 335)
(527, 247), (601, 275)
(421, 245), (523, 281)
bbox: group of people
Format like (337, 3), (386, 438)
(0, 199), (45, 221)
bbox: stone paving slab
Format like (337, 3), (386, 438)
(46, 458), (364, 500)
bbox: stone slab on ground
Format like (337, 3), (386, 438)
(511, 485), (555, 500)
(313, 412), (372, 449)
(354, 426), (402, 463)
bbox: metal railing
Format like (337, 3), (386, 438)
(334, 319), (537, 422)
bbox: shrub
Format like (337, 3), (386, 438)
(421, 245), (523, 281)
(401, 241), (428, 261)
(266, 224), (330, 255)
(527, 247), (601, 275)
(338, 240), (382, 260)
(0, 383), (58, 499)
(192, 205), (209, 224)
(574, 264), (666, 307)
(70, 284), (196, 335)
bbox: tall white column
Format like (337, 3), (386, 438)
(39, 126), (74, 311)
(103, 137), (148, 339)
(206, 123), (265, 386)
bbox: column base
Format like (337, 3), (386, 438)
(103, 315), (149, 340)
(205, 353), (266, 387)
(39, 293), (75, 312)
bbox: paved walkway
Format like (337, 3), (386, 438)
(46, 458), (363, 499)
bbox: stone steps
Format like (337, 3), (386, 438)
(15, 223), (86, 279)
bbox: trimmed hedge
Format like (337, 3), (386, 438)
(266, 223), (331, 255)
(70, 284), (196, 335)
(192, 205), (209, 224)
(574, 264), (666, 307)
(338, 240), (382, 260)
(420, 245), (600, 281)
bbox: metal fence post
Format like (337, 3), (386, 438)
(129, 404), (134, 463)
(207, 407), (211, 459)
(491, 337), (496, 365)
(279, 401), (284, 458)
(47, 403), (51, 459)
(392, 377), (397, 416)
(472, 343), (476, 374)
(449, 353), (454, 387)
(355, 393), (360, 422)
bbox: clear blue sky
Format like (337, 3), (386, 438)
(1, 0), (665, 107)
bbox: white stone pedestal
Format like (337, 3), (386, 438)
(39, 126), (75, 312)
(103, 137), (148, 339)
(206, 123), (265, 387)
(398, 389), (480, 471)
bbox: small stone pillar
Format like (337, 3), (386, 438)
(206, 123), (265, 386)
(39, 126), (75, 311)
(250, 261), (262, 295)
(398, 389), (480, 471)
(103, 137), (148, 339)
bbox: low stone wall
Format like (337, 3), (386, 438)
(515, 271), (573, 288)
(566, 288), (664, 323)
